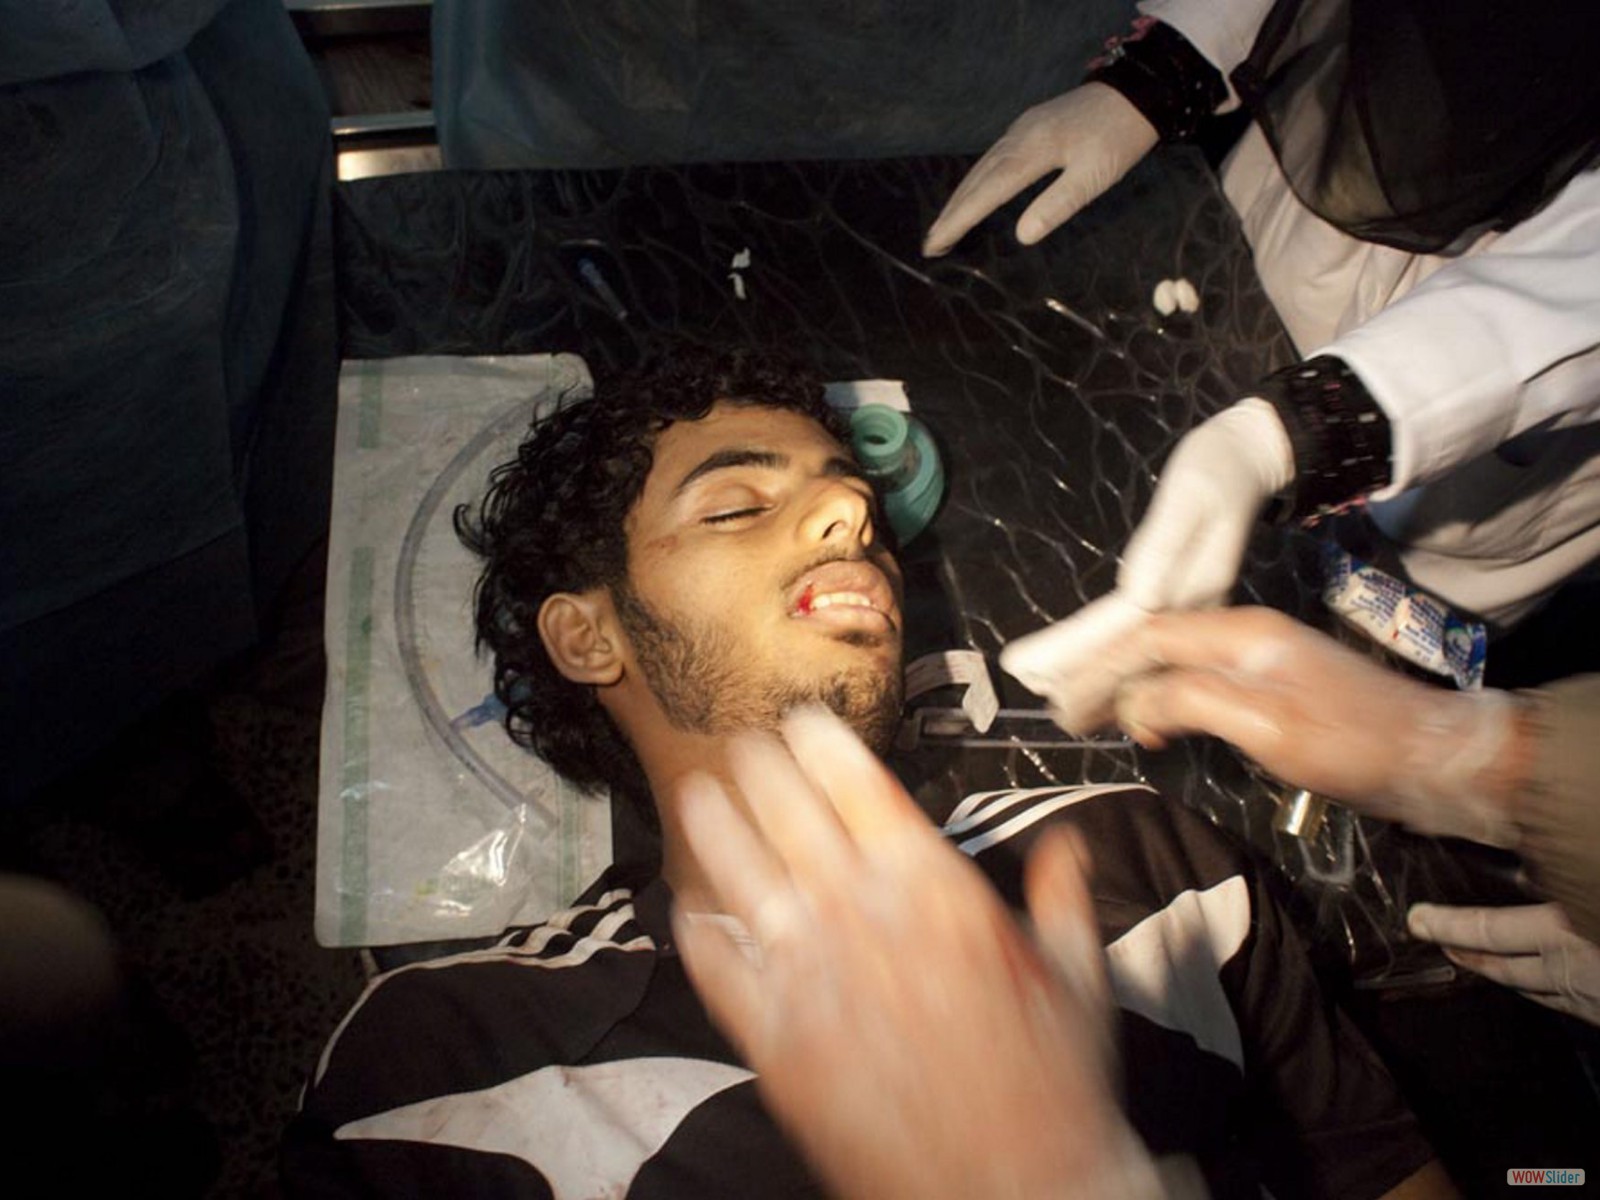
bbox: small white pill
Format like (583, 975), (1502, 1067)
(1152, 279), (1178, 316)
(1172, 277), (1200, 313)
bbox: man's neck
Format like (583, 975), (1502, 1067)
(644, 746), (739, 903)
(602, 687), (738, 900)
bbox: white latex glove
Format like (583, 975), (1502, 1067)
(1408, 902), (1600, 1026)
(923, 83), (1159, 256)
(1115, 607), (1523, 847)
(1000, 591), (1153, 734)
(1117, 399), (1295, 611)
(672, 706), (1174, 1200)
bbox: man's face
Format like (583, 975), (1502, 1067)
(616, 401), (904, 752)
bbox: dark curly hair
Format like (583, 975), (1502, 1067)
(454, 343), (851, 823)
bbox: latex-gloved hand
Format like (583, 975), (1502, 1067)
(1115, 607), (1522, 847)
(923, 83), (1158, 256)
(1117, 400), (1295, 611)
(1000, 591), (1154, 734)
(672, 706), (1172, 1200)
(1409, 902), (1600, 1025)
(997, 401), (1293, 733)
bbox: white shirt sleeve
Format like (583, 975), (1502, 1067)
(1134, 2), (1600, 502)
(1136, 0), (1277, 110)
(1318, 168), (1600, 498)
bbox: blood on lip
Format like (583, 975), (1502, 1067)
(796, 584), (815, 615)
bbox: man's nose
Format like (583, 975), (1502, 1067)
(799, 479), (875, 547)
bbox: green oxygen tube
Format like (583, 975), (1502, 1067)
(849, 404), (945, 545)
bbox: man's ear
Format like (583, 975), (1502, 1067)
(538, 592), (625, 686)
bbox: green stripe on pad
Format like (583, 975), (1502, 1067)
(339, 545), (376, 946)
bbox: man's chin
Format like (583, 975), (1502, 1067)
(796, 669), (903, 758)
(850, 699), (903, 758)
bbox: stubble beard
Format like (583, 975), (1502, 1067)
(613, 581), (904, 755)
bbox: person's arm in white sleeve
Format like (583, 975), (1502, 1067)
(1323, 167), (1600, 497)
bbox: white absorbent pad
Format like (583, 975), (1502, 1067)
(318, 354), (612, 947)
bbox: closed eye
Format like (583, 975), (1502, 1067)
(702, 506), (769, 525)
